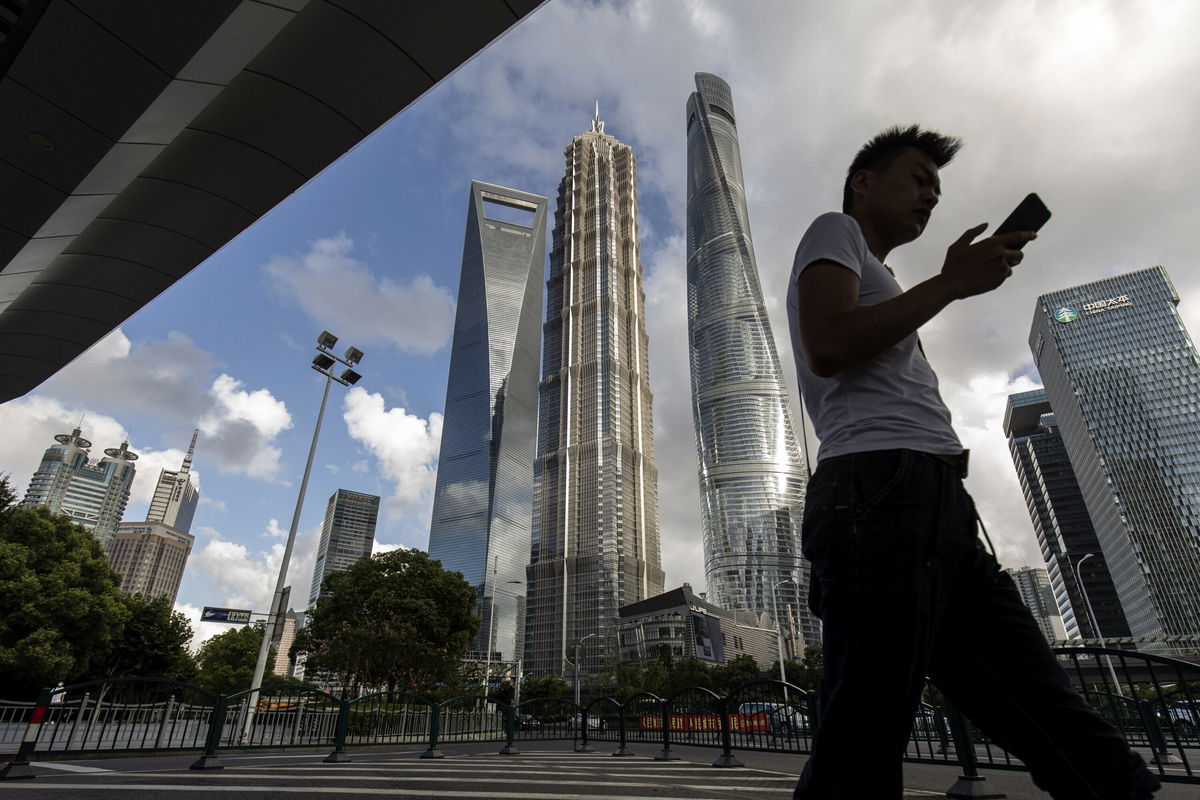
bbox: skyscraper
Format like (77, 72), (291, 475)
(21, 427), (138, 550)
(145, 428), (200, 533)
(1004, 565), (1068, 644)
(1003, 390), (1130, 639)
(428, 181), (547, 664)
(525, 109), (665, 680)
(308, 489), (379, 607)
(1030, 266), (1200, 638)
(684, 72), (817, 647)
(108, 521), (194, 603)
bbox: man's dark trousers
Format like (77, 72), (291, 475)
(792, 449), (1158, 799)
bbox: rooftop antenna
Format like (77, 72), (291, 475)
(180, 428), (199, 473)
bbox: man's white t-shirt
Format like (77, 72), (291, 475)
(787, 212), (962, 462)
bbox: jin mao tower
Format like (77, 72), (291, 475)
(684, 73), (818, 647)
(526, 108), (665, 680)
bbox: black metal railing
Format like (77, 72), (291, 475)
(2, 647), (1197, 788)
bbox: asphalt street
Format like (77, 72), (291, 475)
(2, 741), (1197, 799)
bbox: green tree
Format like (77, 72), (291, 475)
(0, 488), (128, 698)
(712, 653), (763, 695)
(293, 549), (478, 695)
(195, 624), (274, 696)
(520, 673), (569, 701)
(102, 594), (196, 682)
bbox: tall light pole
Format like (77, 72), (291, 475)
(242, 331), (363, 739)
(772, 580), (796, 708)
(572, 632), (600, 707)
(1067, 552), (1124, 696)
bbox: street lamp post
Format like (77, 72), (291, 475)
(1068, 552), (1124, 696)
(242, 331), (363, 740)
(481, 569), (523, 697)
(772, 580), (796, 708)
(572, 633), (600, 708)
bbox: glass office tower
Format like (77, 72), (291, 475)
(1004, 390), (1130, 640)
(21, 427), (138, 550)
(429, 181), (547, 663)
(526, 110), (665, 680)
(308, 489), (380, 606)
(684, 73), (818, 648)
(1030, 266), (1200, 638)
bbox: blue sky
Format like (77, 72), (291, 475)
(3, 0), (1199, 645)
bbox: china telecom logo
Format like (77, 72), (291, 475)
(1054, 306), (1078, 323)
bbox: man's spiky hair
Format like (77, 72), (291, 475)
(842, 125), (962, 213)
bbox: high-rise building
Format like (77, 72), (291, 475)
(21, 427), (138, 550)
(308, 489), (379, 607)
(428, 181), (547, 664)
(1004, 565), (1069, 644)
(145, 428), (200, 533)
(683, 72), (817, 648)
(525, 109), (665, 680)
(108, 521), (194, 603)
(1029, 266), (1200, 638)
(1004, 390), (1130, 639)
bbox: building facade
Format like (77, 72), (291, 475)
(308, 489), (380, 607)
(108, 521), (194, 603)
(1004, 390), (1130, 639)
(616, 584), (779, 670)
(1029, 266), (1200, 639)
(526, 110), (665, 680)
(683, 72), (817, 648)
(145, 428), (200, 533)
(1004, 565), (1069, 644)
(21, 427), (138, 550)
(428, 181), (547, 663)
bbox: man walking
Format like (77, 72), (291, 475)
(786, 125), (1158, 798)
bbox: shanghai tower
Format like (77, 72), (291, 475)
(526, 108), (665, 680)
(685, 73), (818, 649)
(428, 181), (547, 663)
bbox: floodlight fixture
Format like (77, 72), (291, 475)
(312, 353), (335, 371)
(340, 368), (362, 386)
(343, 346), (364, 365)
(317, 330), (338, 350)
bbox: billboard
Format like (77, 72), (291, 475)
(692, 611), (724, 662)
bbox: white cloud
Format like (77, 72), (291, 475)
(199, 374), (293, 482)
(200, 497), (227, 513)
(351, 460), (369, 473)
(372, 541), (407, 555)
(264, 232), (456, 356)
(341, 387), (442, 546)
(186, 518), (323, 642)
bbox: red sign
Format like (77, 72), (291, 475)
(639, 713), (769, 732)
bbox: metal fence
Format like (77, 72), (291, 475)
(2, 647), (1197, 789)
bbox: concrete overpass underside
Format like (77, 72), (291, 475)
(0, 0), (542, 402)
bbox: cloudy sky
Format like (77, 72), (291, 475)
(2, 0), (1198, 646)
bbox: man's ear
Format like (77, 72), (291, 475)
(849, 168), (872, 209)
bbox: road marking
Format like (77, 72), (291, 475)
(29, 762), (112, 773)
(0, 784), (744, 799)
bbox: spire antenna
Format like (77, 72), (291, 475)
(181, 428), (199, 473)
(592, 99), (604, 134)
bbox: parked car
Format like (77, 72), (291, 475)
(738, 702), (808, 736)
(567, 714), (608, 731)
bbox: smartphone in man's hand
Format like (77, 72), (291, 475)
(994, 193), (1051, 248)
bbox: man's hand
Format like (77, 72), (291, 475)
(939, 223), (1037, 299)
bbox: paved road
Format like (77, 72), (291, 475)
(3, 741), (1196, 799)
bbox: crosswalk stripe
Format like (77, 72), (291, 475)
(70, 772), (794, 792)
(231, 765), (794, 782)
(0, 783), (744, 799)
(29, 762), (111, 773)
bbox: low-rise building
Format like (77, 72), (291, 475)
(617, 584), (781, 670)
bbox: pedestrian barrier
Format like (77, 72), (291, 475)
(2, 646), (1197, 790)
